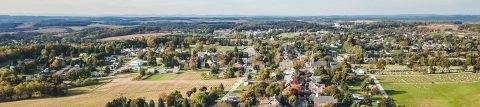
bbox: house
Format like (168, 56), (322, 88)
(279, 60), (294, 69)
(243, 48), (257, 57)
(147, 69), (157, 74)
(258, 97), (280, 107)
(352, 94), (364, 103)
(354, 68), (367, 75)
(224, 95), (240, 104)
(129, 59), (145, 70)
(329, 62), (339, 68)
(161, 66), (180, 74)
(9, 66), (15, 70)
(310, 95), (337, 107)
(311, 60), (328, 68)
(91, 71), (100, 77)
(42, 68), (50, 73)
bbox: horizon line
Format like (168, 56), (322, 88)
(2, 13), (480, 18)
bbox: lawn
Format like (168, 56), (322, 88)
(233, 84), (248, 96)
(216, 46), (247, 52)
(383, 82), (480, 107)
(377, 73), (480, 107)
(143, 72), (182, 80)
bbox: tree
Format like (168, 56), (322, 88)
(378, 97), (396, 107)
(360, 95), (372, 106)
(158, 98), (165, 107)
(219, 83), (225, 91)
(190, 92), (207, 107)
(217, 101), (234, 107)
(181, 98), (190, 107)
(257, 69), (270, 80)
(50, 59), (62, 70)
(130, 98), (147, 107)
(147, 37), (157, 47)
(376, 59), (386, 69)
(189, 57), (198, 70)
(240, 91), (257, 107)
(146, 50), (156, 66)
(148, 100), (155, 107)
(288, 95), (297, 106)
(137, 51), (145, 59)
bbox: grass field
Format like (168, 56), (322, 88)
(216, 46), (247, 52)
(377, 73), (480, 107)
(233, 84), (248, 96)
(143, 72), (182, 80)
(277, 33), (295, 38)
(376, 73), (480, 84)
(0, 73), (239, 107)
(383, 82), (480, 107)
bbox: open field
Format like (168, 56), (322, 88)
(143, 72), (182, 80)
(0, 73), (239, 107)
(377, 73), (480, 107)
(383, 82), (480, 107)
(277, 33), (295, 38)
(217, 46), (247, 52)
(99, 33), (168, 41)
(376, 73), (480, 84)
(417, 24), (459, 31)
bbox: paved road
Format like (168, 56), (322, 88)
(221, 68), (251, 100)
(367, 73), (389, 98)
(54, 65), (71, 75)
(221, 47), (254, 100)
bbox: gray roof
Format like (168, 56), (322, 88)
(279, 60), (293, 68)
(311, 95), (337, 104)
(312, 61), (328, 68)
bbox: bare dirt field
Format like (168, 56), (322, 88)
(99, 33), (169, 41)
(0, 72), (239, 107)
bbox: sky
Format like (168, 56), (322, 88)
(0, 0), (479, 16)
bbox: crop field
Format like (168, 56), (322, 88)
(99, 33), (168, 41)
(417, 24), (459, 31)
(377, 73), (480, 107)
(143, 72), (183, 80)
(0, 73), (239, 107)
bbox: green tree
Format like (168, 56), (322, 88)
(288, 95), (297, 106)
(158, 98), (165, 107)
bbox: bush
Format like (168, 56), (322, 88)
(72, 78), (99, 87)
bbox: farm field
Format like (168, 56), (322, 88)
(143, 72), (182, 80)
(0, 73), (239, 107)
(99, 33), (168, 41)
(377, 73), (480, 107)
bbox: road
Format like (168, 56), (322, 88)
(367, 73), (389, 98)
(221, 47), (254, 100)
(221, 65), (252, 100)
(54, 65), (71, 76)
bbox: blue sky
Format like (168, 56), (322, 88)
(0, 0), (479, 16)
